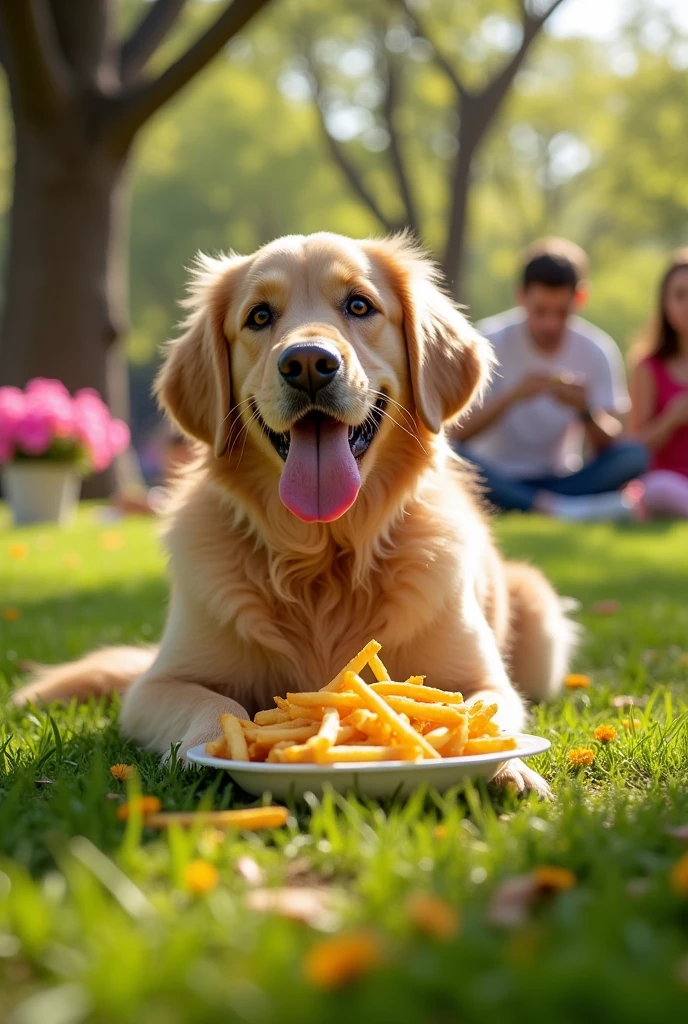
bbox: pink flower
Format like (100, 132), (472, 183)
(0, 387), (26, 443)
(25, 378), (70, 401)
(109, 419), (130, 457)
(15, 410), (53, 455)
(76, 415), (111, 472)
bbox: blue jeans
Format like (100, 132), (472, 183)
(460, 441), (649, 513)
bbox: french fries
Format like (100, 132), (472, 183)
(205, 642), (518, 765)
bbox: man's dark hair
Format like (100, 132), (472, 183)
(520, 237), (588, 292)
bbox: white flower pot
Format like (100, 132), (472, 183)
(2, 462), (81, 526)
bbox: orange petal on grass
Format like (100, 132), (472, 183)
(303, 930), (383, 989)
(2, 608), (20, 622)
(116, 796), (162, 821)
(593, 725), (617, 743)
(8, 543), (28, 560)
(109, 763), (136, 781)
(568, 747), (595, 767)
(565, 674), (591, 689)
(670, 853), (688, 896)
(532, 866), (577, 893)
(184, 860), (219, 894)
(590, 600), (620, 615)
(433, 825), (449, 840)
(99, 531), (125, 551)
(405, 890), (460, 940)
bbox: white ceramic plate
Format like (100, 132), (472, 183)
(186, 734), (550, 799)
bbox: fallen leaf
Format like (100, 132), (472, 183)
(236, 856), (266, 887)
(626, 878), (652, 897)
(591, 600), (620, 616)
(675, 954), (688, 990)
(611, 695), (648, 709)
(246, 886), (341, 929)
(487, 875), (538, 928)
(666, 826), (688, 843)
(405, 890), (460, 940)
(488, 867), (576, 928)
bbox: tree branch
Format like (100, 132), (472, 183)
(115, 0), (274, 137)
(380, 53), (420, 235)
(392, 0), (468, 100)
(306, 59), (396, 233)
(476, 0), (568, 122)
(0, 0), (71, 120)
(119, 0), (189, 82)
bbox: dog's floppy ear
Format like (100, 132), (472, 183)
(155, 254), (244, 458)
(369, 237), (495, 433)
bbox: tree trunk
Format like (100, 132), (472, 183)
(441, 139), (474, 302)
(441, 99), (489, 302)
(0, 108), (131, 496)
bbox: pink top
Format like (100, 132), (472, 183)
(645, 357), (688, 478)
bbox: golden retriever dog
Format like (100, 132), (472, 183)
(14, 233), (576, 795)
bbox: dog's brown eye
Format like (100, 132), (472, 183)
(346, 295), (373, 317)
(246, 304), (273, 330)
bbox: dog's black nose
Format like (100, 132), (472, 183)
(278, 342), (342, 399)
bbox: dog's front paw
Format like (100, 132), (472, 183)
(491, 758), (552, 800)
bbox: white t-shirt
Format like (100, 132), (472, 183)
(464, 308), (630, 479)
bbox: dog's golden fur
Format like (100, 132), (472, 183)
(14, 233), (576, 794)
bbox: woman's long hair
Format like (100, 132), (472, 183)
(638, 248), (688, 363)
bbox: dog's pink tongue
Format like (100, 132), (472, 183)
(279, 416), (361, 523)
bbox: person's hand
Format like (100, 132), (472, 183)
(509, 372), (553, 403)
(549, 375), (588, 413)
(666, 392), (688, 428)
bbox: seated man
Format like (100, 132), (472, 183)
(452, 238), (647, 519)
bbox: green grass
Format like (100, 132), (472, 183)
(1, 509), (688, 1024)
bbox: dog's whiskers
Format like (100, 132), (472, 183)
(377, 407), (428, 456)
(368, 389), (417, 432)
(227, 406), (261, 464)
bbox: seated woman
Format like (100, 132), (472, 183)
(630, 251), (688, 519)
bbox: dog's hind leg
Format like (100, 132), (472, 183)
(11, 646), (157, 706)
(504, 562), (580, 702)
